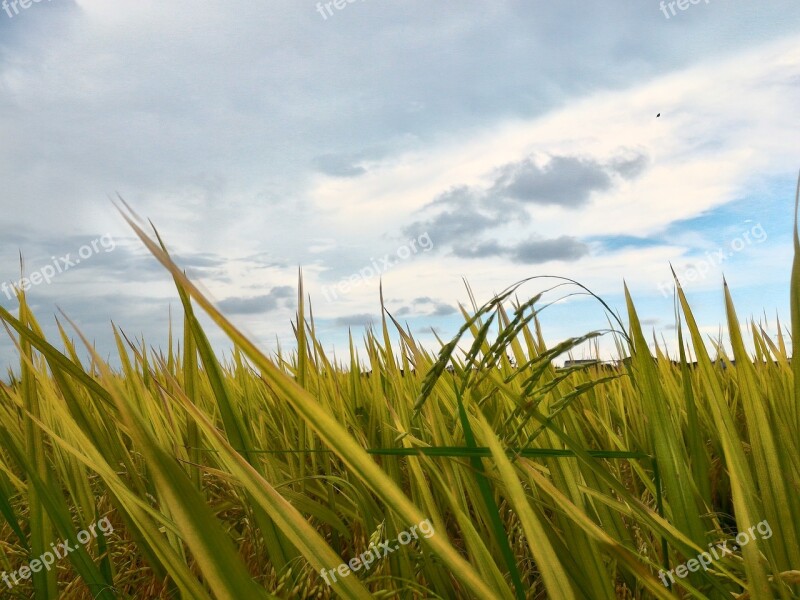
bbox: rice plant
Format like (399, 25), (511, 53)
(0, 186), (798, 599)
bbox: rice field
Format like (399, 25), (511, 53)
(0, 200), (799, 599)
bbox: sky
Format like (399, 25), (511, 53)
(1, 0), (799, 370)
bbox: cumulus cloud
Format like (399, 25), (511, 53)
(218, 285), (294, 315)
(402, 150), (645, 261)
(452, 235), (589, 264)
(334, 313), (376, 328)
(389, 297), (458, 317)
(489, 155), (615, 207)
(510, 236), (589, 264)
(402, 186), (504, 245)
(430, 302), (457, 316)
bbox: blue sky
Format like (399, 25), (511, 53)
(1, 0), (799, 368)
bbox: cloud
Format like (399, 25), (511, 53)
(609, 151), (649, 179)
(510, 236), (589, 264)
(402, 150), (645, 261)
(451, 240), (506, 259)
(451, 236), (589, 264)
(416, 326), (442, 335)
(489, 155), (614, 208)
(487, 151), (648, 207)
(388, 297), (456, 317)
(402, 186), (503, 245)
(334, 313), (376, 327)
(431, 302), (457, 316)
(313, 154), (366, 178)
(217, 295), (276, 314)
(217, 285), (294, 315)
